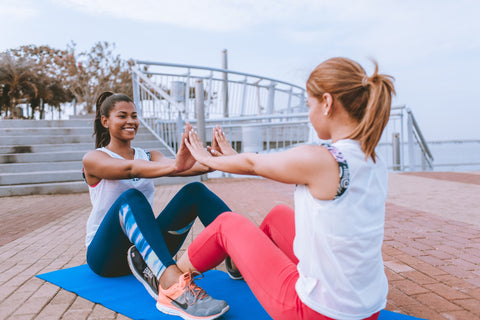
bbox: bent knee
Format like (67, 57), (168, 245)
(181, 181), (208, 194)
(215, 211), (249, 226)
(121, 188), (145, 200)
(261, 205), (294, 228)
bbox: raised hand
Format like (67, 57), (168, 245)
(207, 125), (237, 156)
(185, 128), (214, 166)
(175, 123), (197, 172)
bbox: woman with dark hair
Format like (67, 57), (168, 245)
(82, 91), (231, 320)
(181, 57), (396, 320)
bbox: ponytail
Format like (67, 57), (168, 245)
(94, 91), (114, 148)
(93, 91), (135, 148)
(349, 64), (395, 161)
(306, 57), (395, 162)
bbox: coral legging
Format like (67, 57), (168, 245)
(187, 205), (380, 320)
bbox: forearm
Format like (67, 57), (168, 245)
(130, 159), (180, 178)
(170, 162), (212, 176)
(204, 153), (257, 175)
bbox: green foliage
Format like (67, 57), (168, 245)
(0, 41), (133, 118)
(0, 53), (39, 118)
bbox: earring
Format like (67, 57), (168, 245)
(324, 111), (329, 116)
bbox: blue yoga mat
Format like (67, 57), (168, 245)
(37, 265), (423, 320)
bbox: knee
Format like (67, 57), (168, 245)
(181, 182), (208, 194)
(121, 188), (147, 202)
(261, 205), (293, 229)
(117, 189), (150, 214)
(215, 211), (247, 227)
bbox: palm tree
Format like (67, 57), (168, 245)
(0, 53), (38, 118)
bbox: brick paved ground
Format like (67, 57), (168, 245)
(0, 172), (479, 320)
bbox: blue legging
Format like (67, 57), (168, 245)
(86, 182), (230, 277)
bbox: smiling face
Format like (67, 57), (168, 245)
(101, 101), (139, 142)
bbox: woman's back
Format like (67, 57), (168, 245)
(294, 139), (388, 319)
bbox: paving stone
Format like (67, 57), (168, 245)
(1, 173), (480, 320)
(415, 292), (463, 312)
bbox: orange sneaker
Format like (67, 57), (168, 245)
(156, 272), (229, 320)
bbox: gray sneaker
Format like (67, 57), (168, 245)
(225, 256), (243, 280)
(156, 272), (229, 320)
(127, 246), (159, 299)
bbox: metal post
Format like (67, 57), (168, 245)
(287, 87), (293, 113)
(176, 111), (184, 152)
(240, 77), (247, 116)
(267, 81), (276, 114)
(392, 132), (401, 171)
(222, 49), (229, 118)
(407, 111), (415, 171)
(195, 80), (206, 145)
(195, 80), (208, 181)
(132, 72), (141, 114)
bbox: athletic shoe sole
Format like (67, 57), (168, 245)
(127, 246), (158, 300)
(156, 301), (230, 320)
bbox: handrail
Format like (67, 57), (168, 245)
(132, 61), (434, 172)
(135, 60), (305, 90)
(132, 68), (184, 112)
(407, 108), (434, 161)
(138, 117), (176, 156)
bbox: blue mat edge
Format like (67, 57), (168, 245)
(36, 265), (425, 320)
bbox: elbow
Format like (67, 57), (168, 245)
(245, 155), (258, 175)
(126, 162), (138, 179)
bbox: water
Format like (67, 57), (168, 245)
(376, 140), (480, 172)
(426, 140), (480, 172)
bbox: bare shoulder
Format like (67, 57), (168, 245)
(82, 149), (108, 164)
(290, 144), (337, 167)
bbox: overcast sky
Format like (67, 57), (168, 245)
(1, 0), (479, 141)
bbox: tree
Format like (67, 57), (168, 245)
(0, 42), (133, 118)
(0, 53), (38, 118)
(9, 45), (75, 118)
(67, 41), (133, 113)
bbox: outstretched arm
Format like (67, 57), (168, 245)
(83, 125), (200, 185)
(185, 129), (340, 199)
(185, 129), (334, 186)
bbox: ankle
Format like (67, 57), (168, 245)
(159, 265), (184, 290)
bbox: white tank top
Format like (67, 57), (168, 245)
(85, 147), (155, 247)
(294, 139), (388, 320)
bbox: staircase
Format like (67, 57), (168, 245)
(0, 119), (198, 197)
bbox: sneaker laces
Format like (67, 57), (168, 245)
(183, 272), (208, 305)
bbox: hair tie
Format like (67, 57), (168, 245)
(361, 75), (369, 88)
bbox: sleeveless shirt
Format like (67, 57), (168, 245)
(294, 139), (388, 320)
(85, 147), (155, 247)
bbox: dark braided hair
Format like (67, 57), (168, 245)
(94, 91), (135, 148)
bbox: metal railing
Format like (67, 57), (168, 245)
(132, 61), (308, 156)
(377, 105), (434, 171)
(132, 61), (434, 171)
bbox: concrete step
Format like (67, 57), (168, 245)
(0, 151), (86, 164)
(0, 176), (201, 197)
(0, 119), (93, 128)
(0, 119), (183, 195)
(0, 126), (153, 136)
(0, 161), (82, 173)
(0, 170), (83, 185)
(0, 127), (93, 136)
(0, 146), (173, 164)
(1, 133), (156, 146)
(0, 141), (166, 154)
(0, 181), (89, 197)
